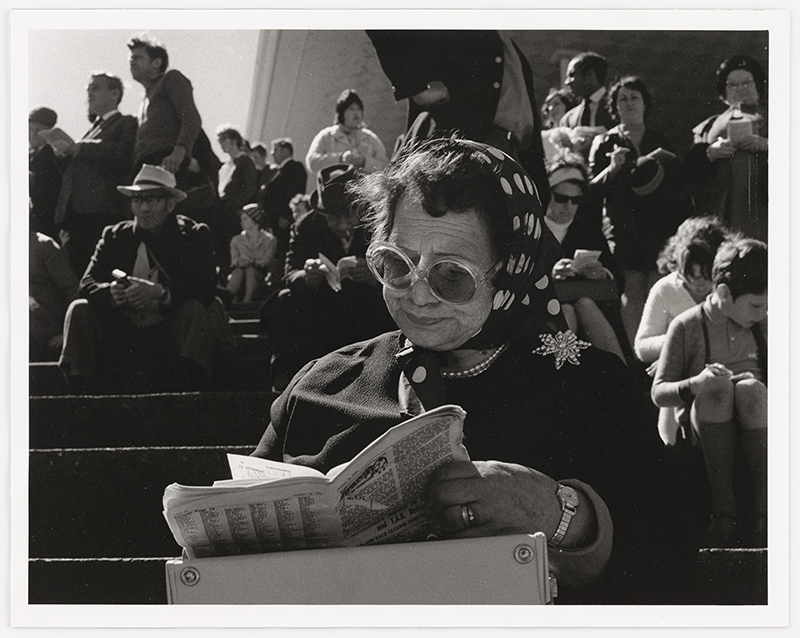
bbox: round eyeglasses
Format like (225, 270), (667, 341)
(366, 241), (502, 305)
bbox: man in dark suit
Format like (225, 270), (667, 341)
(366, 30), (550, 208)
(54, 73), (138, 276)
(257, 137), (307, 278)
(29, 106), (62, 238)
(559, 52), (616, 130)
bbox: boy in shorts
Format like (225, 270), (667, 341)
(652, 237), (767, 548)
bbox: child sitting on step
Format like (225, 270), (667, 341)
(652, 237), (767, 548)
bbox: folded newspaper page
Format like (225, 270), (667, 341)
(38, 127), (75, 154)
(163, 404), (468, 558)
(317, 252), (342, 291)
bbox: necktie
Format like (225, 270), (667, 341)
(84, 118), (103, 140)
(580, 98), (592, 126)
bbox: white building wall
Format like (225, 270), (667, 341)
(247, 30), (407, 192)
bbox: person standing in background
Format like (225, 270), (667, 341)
(685, 55), (768, 243)
(305, 89), (388, 177)
(127, 32), (222, 221)
(258, 138), (307, 281)
(29, 106), (62, 238)
(560, 51), (616, 130)
(367, 30), (550, 207)
(53, 73), (138, 277)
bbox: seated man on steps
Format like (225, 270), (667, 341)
(58, 164), (235, 394)
(261, 164), (396, 389)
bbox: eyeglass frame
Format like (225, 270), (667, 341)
(366, 240), (503, 305)
(726, 79), (756, 90)
(551, 192), (584, 206)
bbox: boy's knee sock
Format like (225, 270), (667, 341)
(740, 427), (767, 517)
(697, 419), (738, 517)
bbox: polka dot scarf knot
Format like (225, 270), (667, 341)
(396, 140), (568, 409)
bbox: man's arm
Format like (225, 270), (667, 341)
(162, 70), (202, 172)
(79, 224), (128, 306)
(651, 318), (693, 408)
(366, 31), (437, 102)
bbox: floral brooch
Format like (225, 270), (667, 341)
(534, 331), (590, 369)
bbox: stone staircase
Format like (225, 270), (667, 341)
(26, 301), (769, 606)
(30, 302), (271, 396)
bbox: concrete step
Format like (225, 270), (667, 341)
(29, 557), (169, 604)
(694, 547), (768, 605)
(29, 445), (253, 559)
(29, 361), (65, 396)
(27, 548), (768, 605)
(30, 391), (275, 448)
(30, 336), (273, 396)
(228, 317), (261, 335)
(233, 333), (271, 357)
(225, 302), (263, 321)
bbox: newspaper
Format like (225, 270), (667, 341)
(37, 127), (75, 154)
(162, 404), (469, 558)
(571, 249), (602, 269)
(644, 146), (678, 163)
(317, 252), (341, 291)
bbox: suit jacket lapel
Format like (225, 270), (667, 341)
(84, 112), (121, 140)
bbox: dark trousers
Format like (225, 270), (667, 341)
(59, 298), (224, 393)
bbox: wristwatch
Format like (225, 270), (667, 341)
(548, 484), (580, 548)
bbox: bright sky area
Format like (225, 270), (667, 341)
(28, 30), (261, 159)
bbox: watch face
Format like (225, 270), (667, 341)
(559, 485), (580, 508)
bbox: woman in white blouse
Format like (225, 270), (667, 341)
(305, 89), (388, 177)
(635, 216), (730, 443)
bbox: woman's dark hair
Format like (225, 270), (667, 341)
(353, 137), (512, 264)
(607, 75), (653, 120)
(127, 33), (169, 73)
(713, 236), (767, 299)
(335, 89), (364, 125)
(216, 125), (243, 148)
(716, 55), (767, 101)
(656, 216), (730, 277)
(572, 52), (609, 85)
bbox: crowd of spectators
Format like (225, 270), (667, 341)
(28, 34), (768, 554)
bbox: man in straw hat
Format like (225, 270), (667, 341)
(58, 165), (234, 394)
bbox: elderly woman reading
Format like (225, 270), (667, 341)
(253, 139), (689, 604)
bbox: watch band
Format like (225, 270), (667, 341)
(548, 484), (579, 548)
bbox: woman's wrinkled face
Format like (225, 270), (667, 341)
(383, 194), (498, 352)
(546, 181), (583, 226)
(615, 87), (646, 125)
(724, 69), (759, 107)
(342, 103), (364, 130)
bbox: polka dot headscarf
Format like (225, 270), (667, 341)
(457, 140), (567, 350)
(396, 140), (567, 407)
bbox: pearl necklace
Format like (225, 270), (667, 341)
(441, 344), (509, 380)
